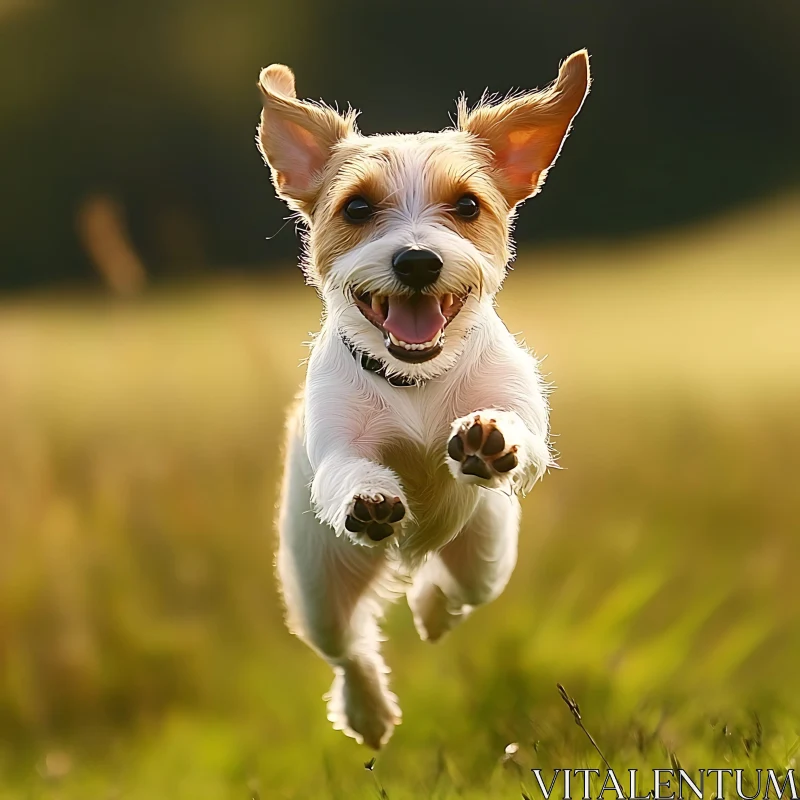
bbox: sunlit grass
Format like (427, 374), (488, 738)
(0, 196), (798, 798)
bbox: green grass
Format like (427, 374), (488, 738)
(0, 196), (799, 798)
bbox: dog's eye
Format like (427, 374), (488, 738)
(343, 196), (373, 222)
(454, 195), (480, 219)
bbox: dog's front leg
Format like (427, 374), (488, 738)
(445, 343), (553, 493)
(310, 455), (408, 547)
(305, 354), (409, 547)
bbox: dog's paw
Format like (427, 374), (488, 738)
(326, 664), (402, 750)
(447, 412), (520, 486)
(344, 494), (405, 545)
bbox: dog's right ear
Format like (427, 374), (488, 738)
(459, 50), (591, 206)
(257, 65), (356, 213)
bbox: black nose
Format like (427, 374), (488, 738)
(392, 248), (443, 290)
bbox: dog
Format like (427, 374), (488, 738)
(256, 51), (590, 749)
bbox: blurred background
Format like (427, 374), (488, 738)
(0, 1), (799, 798)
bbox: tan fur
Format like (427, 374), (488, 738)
(308, 134), (512, 283)
(257, 52), (590, 284)
(458, 50), (591, 204)
(257, 65), (358, 210)
(259, 52), (591, 750)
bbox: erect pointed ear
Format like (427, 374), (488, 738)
(257, 64), (356, 212)
(459, 50), (591, 206)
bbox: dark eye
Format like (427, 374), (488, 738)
(343, 196), (373, 222)
(454, 194), (480, 219)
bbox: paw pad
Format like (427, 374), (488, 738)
(448, 416), (518, 480)
(345, 494), (405, 541)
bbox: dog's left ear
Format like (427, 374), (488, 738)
(460, 50), (591, 206)
(257, 64), (356, 213)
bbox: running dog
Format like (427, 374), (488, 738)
(257, 50), (590, 748)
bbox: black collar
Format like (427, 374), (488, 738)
(343, 337), (420, 388)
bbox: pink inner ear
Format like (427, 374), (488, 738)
(509, 130), (536, 146)
(274, 119), (328, 195)
(498, 127), (564, 192)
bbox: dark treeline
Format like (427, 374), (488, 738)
(0, 0), (798, 290)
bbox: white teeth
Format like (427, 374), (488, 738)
(387, 332), (443, 351)
(371, 294), (384, 316)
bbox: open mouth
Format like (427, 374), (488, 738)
(352, 289), (468, 363)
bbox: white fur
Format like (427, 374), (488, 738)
(262, 51), (591, 749)
(278, 291), (552, 748)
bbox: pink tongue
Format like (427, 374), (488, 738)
(384, 295), (446, 344)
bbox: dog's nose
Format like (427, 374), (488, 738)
(392, 248), (443, 290)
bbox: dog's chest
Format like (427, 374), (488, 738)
(378, 401), (479, 556)
(373, 378), (465, 495)
(374, 386), (453, 489)
(380, 436), (449, 502)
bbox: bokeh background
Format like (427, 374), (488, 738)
(0, 1), (799, 797)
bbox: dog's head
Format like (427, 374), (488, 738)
(257, 53), (590, 381)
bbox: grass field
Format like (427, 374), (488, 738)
(0, 196), (799, 798)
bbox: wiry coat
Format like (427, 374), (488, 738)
(257, 51), (591, 749)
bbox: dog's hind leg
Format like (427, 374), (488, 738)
(407, 490), (520, 643)
(277, 411), (401, 749)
